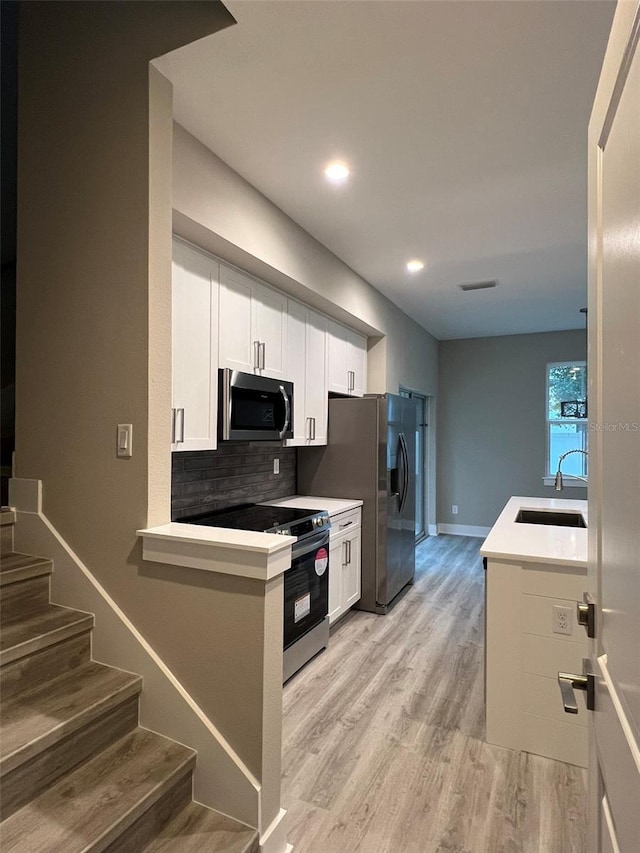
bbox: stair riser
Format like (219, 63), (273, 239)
(1, 525), (13, 554)
(1, 631), (91, 700)
(0, 575), (50, 620)
(103, 771), (193, 853)
(0, 696), (140, 820)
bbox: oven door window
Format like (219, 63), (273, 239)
(283, 542), (329, 650)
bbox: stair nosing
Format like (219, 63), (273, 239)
(142, 801), (261, 853)
(0, 606), (94, 667)
(0, 728), (197, 853)
(0, 663), (143, 776)
(0, 554), (53, 586)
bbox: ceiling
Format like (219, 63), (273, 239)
(155, 0), (614, 340)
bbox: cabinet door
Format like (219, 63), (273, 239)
(344, 528), (362, 608)
(252, 280), (287, 379)
(285, 300), (307, 445)
(347, 329), (367, 398)
(219, 264), (255, 374)
(327, 320), (348, 395)
(305, 310), (328, 444)
(172, 241), (218, 452)
(328, 537), (343, 625)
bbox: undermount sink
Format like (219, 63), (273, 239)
(515, 509), (587, 528)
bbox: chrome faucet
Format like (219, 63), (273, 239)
(554, 449), (588, 491)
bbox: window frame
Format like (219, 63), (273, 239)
(544, 360), (588, 486)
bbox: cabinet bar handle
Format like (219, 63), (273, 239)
(171, 408), (177, 444)
(178, 408), (185, 443)
(260, 342), (266, 370)
(253, 340), (260, 370)
(312, 417), (316, 440)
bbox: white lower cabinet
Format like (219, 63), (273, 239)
(485, 557), (588, 767)
(328, 508), (362, 625)
(171, 240), (218, 452)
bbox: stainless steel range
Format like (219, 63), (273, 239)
(181, 503), (331, 682)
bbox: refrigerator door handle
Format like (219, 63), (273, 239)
(399, 432), (410, 513)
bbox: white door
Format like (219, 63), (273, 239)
(328, 537), (342, 625)
(343, 528), (361, 609)
(587, 4), (640, 851)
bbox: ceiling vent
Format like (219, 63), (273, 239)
(458, 280), (498, 292)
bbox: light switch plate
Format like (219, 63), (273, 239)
(117, 424), (133, 458)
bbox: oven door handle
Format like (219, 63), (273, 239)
(278, 384), (291, 440)
(291, 530), (330, 560)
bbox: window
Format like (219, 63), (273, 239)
(546, 362), (588, 479)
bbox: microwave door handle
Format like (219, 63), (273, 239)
(278, 385), (291, 440)
(221, 369), (231, 441)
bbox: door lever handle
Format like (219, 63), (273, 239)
(558, 659), (595, 714)
(577, 592), (596, 638)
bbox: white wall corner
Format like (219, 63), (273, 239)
(260, 807), (289, 853)
(8, 477), (42, 514)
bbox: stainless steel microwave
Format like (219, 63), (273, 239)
(218, 369), (293, 441)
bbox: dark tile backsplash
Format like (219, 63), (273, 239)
(171, 444), (297, 520)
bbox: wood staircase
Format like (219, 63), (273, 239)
(0, 509), (259, 853)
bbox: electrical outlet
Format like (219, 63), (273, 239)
(452, 505), (458, 515)
(273, 458), (280, 475)
(553, 604), (573, 635)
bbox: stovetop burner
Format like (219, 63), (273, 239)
(180, 503), (329, 537)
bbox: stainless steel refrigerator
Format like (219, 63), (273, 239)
(298, 394), (418, 613)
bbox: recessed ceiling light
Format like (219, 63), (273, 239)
(324, 161), (350, 183)
(406, 259), (425, 273)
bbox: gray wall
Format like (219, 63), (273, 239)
(437, 330), (587, 529)
(14, 2), (283, 830)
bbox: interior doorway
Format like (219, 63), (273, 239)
(399, 389), (428, 543)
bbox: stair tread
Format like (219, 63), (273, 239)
(0, 660), (142, 772)
(143, 802), (259, 853)
(0, 553), (52, 585)
(0, 603), (93, 664)
(0, 727), (196, 853)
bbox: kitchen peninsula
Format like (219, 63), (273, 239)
(481, 496), (588, 767)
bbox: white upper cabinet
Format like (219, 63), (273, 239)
(327, 320), (367, 397)
(286, 301), (328, 446)
(171, 240), (218, 452)
(305, 310), (328, 443)
(219, 263), (287, 380)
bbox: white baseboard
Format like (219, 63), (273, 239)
(437, 523), (491, 538)
(260, 807), (289, 853)
(428, 524), (438, 536)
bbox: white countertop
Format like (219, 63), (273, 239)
(261, 495), (363, 516)
(480, 496), (588, 568)
(136, 522), (294, 581)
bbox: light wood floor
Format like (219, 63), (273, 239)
(282, 535), (587, 853)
